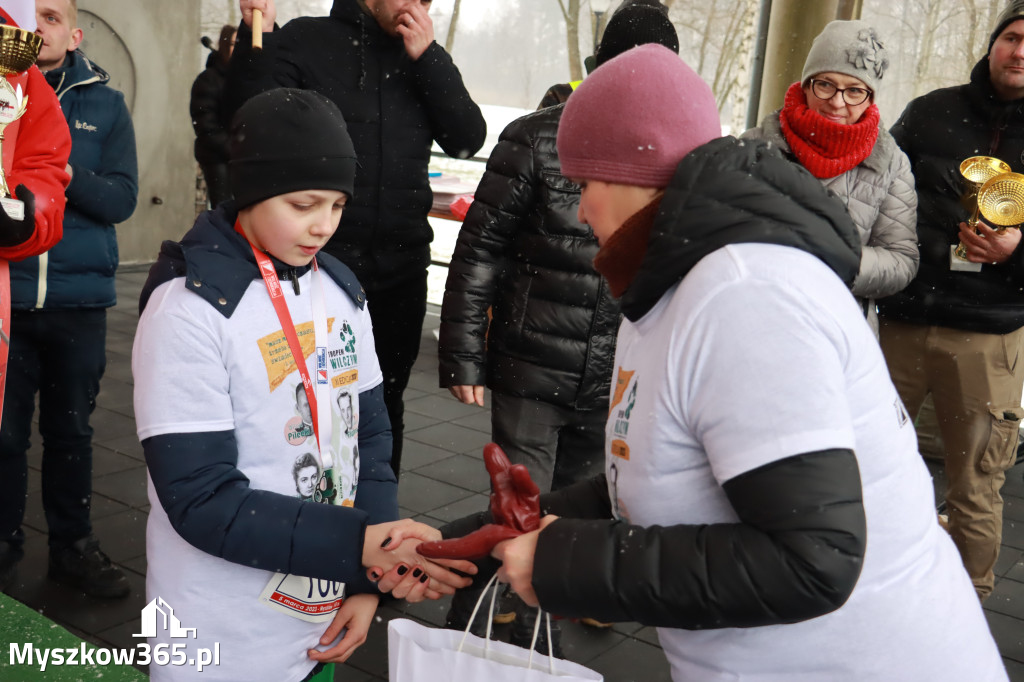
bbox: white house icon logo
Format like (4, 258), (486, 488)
(133, 597), (197, 639)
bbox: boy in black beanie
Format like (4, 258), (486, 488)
(131, 88), (473, 682)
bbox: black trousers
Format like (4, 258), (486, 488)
(365, 270), (428, 478)
(0, 309), (106, 552)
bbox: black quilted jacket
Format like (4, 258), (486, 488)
(437, 104), (621, 410)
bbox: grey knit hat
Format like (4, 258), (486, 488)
(801, 20), (889, 95)
(989, 0), (1024, 52)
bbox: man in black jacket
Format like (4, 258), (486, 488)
(226, 0), (486, 477)
(878, 1), (1024, 600)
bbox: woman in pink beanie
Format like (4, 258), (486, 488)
(479, 43), (1006, 682)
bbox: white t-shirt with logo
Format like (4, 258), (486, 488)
(607, 243), (1006, 682)
(133, 269), (383, 682)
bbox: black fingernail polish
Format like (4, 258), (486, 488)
(380, 536), (392, 548)
(412, 568), (422, 579)
(419, 572), (429, 583)
(369, 570), (380, 580)
(397, 565), (408, 576)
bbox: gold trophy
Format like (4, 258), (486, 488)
(953, 156), (1012, 271)
(0, 25), (41, 221)
(954, 170), (1024, 270)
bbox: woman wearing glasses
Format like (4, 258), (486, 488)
(743, 20), (918, 335)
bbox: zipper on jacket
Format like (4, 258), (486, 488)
(287, 268), (301, 295)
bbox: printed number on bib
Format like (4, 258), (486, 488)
(259, 572), (345, 623)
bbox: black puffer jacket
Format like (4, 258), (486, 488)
(880, 57), (1024, 333)
(438, 105), (620, 410)
(225, 0), (486, 291)
(190, 51), (230, 167)
(529, 137), (867, 629)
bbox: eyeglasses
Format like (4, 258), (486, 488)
(809, 79), (872, 106)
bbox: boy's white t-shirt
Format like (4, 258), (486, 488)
(606, 243), (1006, 681)
(133, 269), (383, 682)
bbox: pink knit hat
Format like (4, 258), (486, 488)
(557, 44), (721, 188)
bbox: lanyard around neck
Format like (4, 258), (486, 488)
(235, 220), (333, 468)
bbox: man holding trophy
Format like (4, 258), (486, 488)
(0, 0), (137, 599)
(878, 0), (1024, 601)
(0, 0), (71, 591)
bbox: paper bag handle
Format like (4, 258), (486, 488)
(459, 573), (556, 675)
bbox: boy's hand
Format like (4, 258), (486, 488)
(240, 0), (276, 29)
(307, 593), (378, 664)
(395, 1), (433, 60)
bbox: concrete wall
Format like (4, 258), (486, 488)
(78, 0), (201, 264)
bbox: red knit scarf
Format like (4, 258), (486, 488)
(777, 81), (880, 179)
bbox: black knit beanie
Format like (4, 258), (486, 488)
(989, 0), (1024, 53)
(228, 88), (357, 210)
(595, 1), (679, 67)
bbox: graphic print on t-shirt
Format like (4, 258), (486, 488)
(609, 366), (637, 461)
(285, 381), (315, 446)
(258, 317), (336, 391)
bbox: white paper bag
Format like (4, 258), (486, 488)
(387, 617), (604, 682)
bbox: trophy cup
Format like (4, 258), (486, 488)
(953, 156), (1012, 272)
(954, 170), (1024, 270)
(0, 25), (41, 221)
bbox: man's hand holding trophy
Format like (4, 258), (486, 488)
(954, 156), (1024, 272)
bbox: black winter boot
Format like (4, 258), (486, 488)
(48, 536), (129, 599)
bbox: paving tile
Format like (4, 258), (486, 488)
(998, 547), (1024, 578)
(422, 492), (489, 524)
(405, 421), (492, 456)
(406, 368), (440, 394)
(450, 409), (493, 435)
(987, 610), (1024, 664)
(96, 377), (136, 418)
(90, 510), (149, 564)
(1008, 495), (1024, 523)
(92, 468), (150, 509)
(415, 453), (491, 494)
(1004, 517), (1024, 551)
(22, 489), (129, 534)
(96, 433), (145, 461)
(396, 472), (477, 515)
(585, 635), (672, 682)
(987, 576), (1024, 620)
(89, 406), (140, 442)
(405, 392), (487, 422)
(1008, 554), (1024, 583)
(399, 439), (457, 471)
(93, 444), (144, 477)
(401, 409), (434, 435)
(1004, 657), (1024, 682)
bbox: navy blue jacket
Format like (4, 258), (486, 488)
(138, 205), (397, 592)
(10, 50), (138, 310)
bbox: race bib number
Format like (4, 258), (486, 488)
(259, 572), (345, 623)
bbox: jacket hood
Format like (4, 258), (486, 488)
(968, 55), (1024, 119)
(44, 49), (109, 97)
(620, 136), (862, 321)
(139, 203), (366, 317)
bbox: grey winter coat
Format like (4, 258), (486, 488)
(742, 112), (918, 332)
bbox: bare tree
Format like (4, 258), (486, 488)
(445, 0), (462, 53)
(556, 0), (584, 81)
